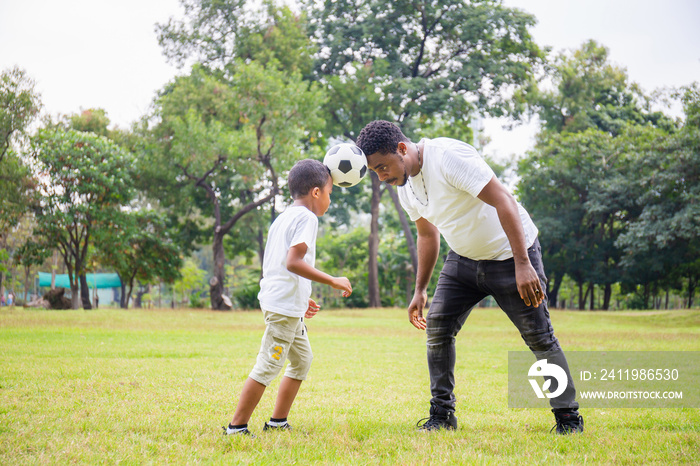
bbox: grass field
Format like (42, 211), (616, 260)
(1, 306), (698, 464)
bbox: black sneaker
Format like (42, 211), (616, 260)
(551, 411), (584, 435)
(223, 425), (256, 437)
(416, 410), (458, 432)
(263, 421), (292, 431)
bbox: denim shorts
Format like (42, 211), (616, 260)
(249, 310), (313, 386)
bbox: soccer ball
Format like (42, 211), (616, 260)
(323, 143), (368, 188)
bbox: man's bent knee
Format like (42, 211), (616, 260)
(522, 330), (560, 354)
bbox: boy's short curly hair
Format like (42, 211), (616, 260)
(288, 159), (331, 199)
(356, 120), (409, 157)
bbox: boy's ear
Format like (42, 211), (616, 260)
(311, 186), (321, 198)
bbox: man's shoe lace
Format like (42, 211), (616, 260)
(416, 415), (455, 431)
(551, 413), (584, 434)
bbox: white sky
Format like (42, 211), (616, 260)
(484, 0), (700, 160)
(1, 0), (699, 160)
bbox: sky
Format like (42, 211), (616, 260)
(1, 0), (699, 160)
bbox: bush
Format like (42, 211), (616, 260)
(189, 291), (206, 309)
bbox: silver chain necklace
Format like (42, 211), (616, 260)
(408, 142), (428, 206)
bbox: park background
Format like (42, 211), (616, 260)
(1, 0), (699, 312)
(1, 1), (699, 463)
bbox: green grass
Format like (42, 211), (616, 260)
(1, 306), (698, 464)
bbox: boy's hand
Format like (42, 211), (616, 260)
(305, 299), (320, 319)
(331, 277), (352, 297)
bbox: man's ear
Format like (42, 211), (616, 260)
(397, 141), (408, 156)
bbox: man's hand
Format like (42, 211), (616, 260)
(515, 261), (544, 307)
(477, 177), (544, 308)
(407, 290), (428, 330)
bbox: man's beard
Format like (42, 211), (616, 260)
(394, 168), (409, 187)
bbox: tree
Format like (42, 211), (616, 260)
(14, 231), (52, 302)
(94, 210), (182, 308)
(148, 64), (324, 310)
(29, 128), (135, 309)
(173, 258), (208, 308)
(157, 0), (315, 75)
(69, 108), (111, 137)
(0, 67), (41, 296)
(1, 67), (41, 162)
(616, 84), (700, 308)
(519, 41), (685, 310)
(153, 2), (326, 310)
(535, 40), (674, 136)
(0, 154), (36, 268)
(305, 0), (545, 306)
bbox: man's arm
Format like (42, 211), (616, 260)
(407, 217), (441, 330)
(477, 175), (543, 307)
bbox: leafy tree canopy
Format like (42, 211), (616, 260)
(306, 0), (545, 136)
(157, 0), (315, 75)
(1, 67), (41, 162)
(535, 40), (676, 136)
(29, 127), (135, 307)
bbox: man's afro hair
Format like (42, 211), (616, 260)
(356, 120), (409, 157)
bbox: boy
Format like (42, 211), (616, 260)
(224, 159), (352, 436)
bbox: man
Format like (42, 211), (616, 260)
(356, 120), (583, 434)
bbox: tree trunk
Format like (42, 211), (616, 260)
(79, 274), (92, 310)
(118, 274), (127, 308)
(548, 272), (562, 308)
(210, 231), (231, 310)
(23, 266), (30, 302)
(602, 283), (612, 310)
(643, 283), (650, 309)
(126, 276), (136, 309)
(51, 250), (58, 289)
(578, 280), (585, 310)
(589, 283), (595, 310)
(195, 175), (275, 311)
(70, 284), (81, 309)
(135, 287), (147, 308)
(368, 172), (381, 308)
(688, 275), (696, 308)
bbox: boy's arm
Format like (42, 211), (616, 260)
(287, 243), (352, 296)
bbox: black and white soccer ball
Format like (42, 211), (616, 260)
(323, 143), (368, 188)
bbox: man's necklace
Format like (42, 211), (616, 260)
(408, 142), (428, 206)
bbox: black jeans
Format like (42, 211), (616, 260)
(426, 238), (579, 414)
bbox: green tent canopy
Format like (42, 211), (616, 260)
(38, 272), (122, 289)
